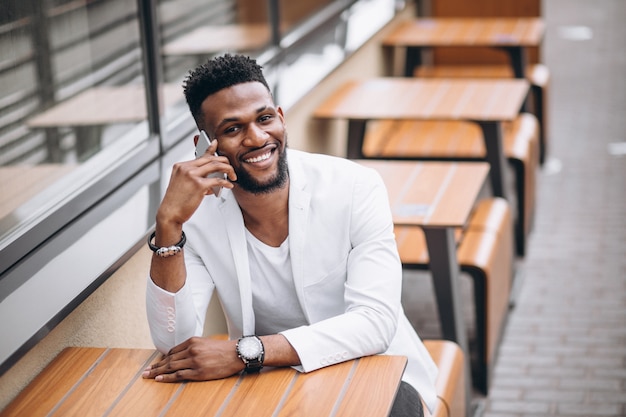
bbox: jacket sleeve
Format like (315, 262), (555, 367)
(280, 166), (403, 372)
(145, 242), (215, 354)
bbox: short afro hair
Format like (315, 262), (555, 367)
(183, 54), (270, 126)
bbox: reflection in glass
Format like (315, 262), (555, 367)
(0, 0), (150, 241)
(275, 0), (396, 109)
(157, 0), (274, 132)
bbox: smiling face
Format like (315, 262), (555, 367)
(200, 82), (288, 194)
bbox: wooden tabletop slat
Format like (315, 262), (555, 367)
(106, 380), (182, 417)
(0, 347), (106, 417)
(0, 164), (77, 219)
(335, 356), (408, 417)
(382, 18), (545, 47)
(313, 78), (529, 122)
(163, 375), (241, 416)
(27, 84), (183, 127)
(358, 161), (490, 228)
(427, 164), (490, 227)
(276, 359), (355, 417)
(218, 368), (296, 417)
(1, 349), (407, 417)
(163, 24), (270, 55)
(52, 349), (158, 417)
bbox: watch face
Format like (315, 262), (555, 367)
(238, 337), (262, 360)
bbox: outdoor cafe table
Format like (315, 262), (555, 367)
(314, 77), (529, 201)
(26, 84), (183, 160)
(0, 347), (407, 417)
(27, 84), (182, 129)
(162, 24), (272, 56)
(382, 17), (545, 78)
(356, 160), (489, 405)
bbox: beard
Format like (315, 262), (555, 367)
(234, 142), (289, 194)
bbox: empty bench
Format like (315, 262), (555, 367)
(363, 113), (539, 257)
(396, 197), (513, 393)
(423, 340), (466, 417)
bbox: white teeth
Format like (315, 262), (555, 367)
(245, 151), (271, 163)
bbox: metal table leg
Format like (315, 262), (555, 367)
(476, 121), (510, 201)
(423, 226), (472, 416)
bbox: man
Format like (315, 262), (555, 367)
(143, 54), (437, 416)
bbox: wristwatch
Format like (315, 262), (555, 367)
(236, 335), (265, 373)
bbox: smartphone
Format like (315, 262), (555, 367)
(195, 130), (227, 198)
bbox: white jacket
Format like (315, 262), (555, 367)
(146, 149), (438, 411)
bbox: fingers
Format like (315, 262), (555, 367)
(198, 158), (237, 184)
(209, 139), (218, 154)
(143, 354), (190, 382)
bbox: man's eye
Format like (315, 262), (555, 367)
(224, 126), (240, 135)
(259, 115), (273, 123)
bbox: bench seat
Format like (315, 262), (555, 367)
(414, 63), (550, 164)
(364, 113), (538, 257)
(423, 340), (466, 417)
(396, 197), (513, 393)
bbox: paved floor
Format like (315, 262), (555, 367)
(402, 0), (626, 416)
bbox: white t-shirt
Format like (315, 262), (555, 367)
(245, 229), (307, 335)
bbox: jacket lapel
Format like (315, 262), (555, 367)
(287, 153), (312, 321)
(218, 192), (255, 336)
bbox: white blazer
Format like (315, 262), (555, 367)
(147, 150), (438, 411)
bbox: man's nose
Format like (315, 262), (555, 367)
(242, 123), (269, 146)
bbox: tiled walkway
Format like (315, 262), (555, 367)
(402, 0), (626, 416)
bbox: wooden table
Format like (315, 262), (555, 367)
(0, 164), (76, 220)
(383, 17), (545, 78)
(357, 160), (489, 408)
(27, 84), (183, 128)
(163, 24), (272, 56)
(26, 84), (183, 160)
(314, 77), (529, 201)
(0, 347), (407, 417)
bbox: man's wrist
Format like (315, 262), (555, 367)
(236, 335), (265, 373)
(148, 231), (186, 257)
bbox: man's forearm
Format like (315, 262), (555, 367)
(260, 334), (301, 368)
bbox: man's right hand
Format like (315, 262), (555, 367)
(157, 137), (236, 228)
(149, 137), (236, 293)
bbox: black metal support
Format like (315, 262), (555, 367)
(423, 226), (472, 415)
(404, 46), (424, 77)
(137, 0), (165, 151)
(346, 119), (367, 159)
(267, 0), (281, 47)
(501, 46), (530, 112)
(29, 0), (61, 162)
(476, 121), (510, 201)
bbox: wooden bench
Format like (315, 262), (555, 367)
(414, 63), (550, 165)
(423, 340), (466, 417)
(396, 197), (513, 393)
(363, 113), (538, 257)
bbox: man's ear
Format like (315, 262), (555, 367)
(277, 106), (285, 124)
(193, 134), (199, 147)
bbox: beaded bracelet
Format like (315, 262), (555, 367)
(147, 231), (186, 257)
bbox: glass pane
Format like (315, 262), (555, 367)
(157, 0), (276, 141)
(274, 0), (397, 109)
(279, 0), (335, 34)
(0, 0), (152, 243)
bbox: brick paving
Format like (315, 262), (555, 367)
(402, 0), (626, 416)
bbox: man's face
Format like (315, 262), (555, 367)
(200, 82), (288, 194)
